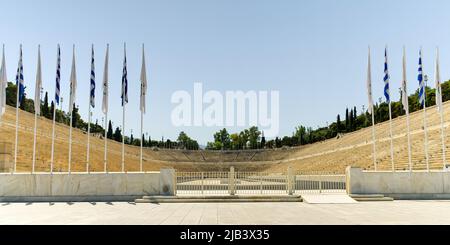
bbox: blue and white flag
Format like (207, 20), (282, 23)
(102, 44), (109, 114)
(69, 45), (77, 114)
(121, 44), (128, 106)
(0, 45), (7, 117)
(140, 44), (147, 113)
(55, 45), (61, 105)
(383, 47), (390, 103)
(418, 49), (425, 108)
(16, 45), (25, 104)
(34, 45), (42, 115)
(90, 45), (95, 108)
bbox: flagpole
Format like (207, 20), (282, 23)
(419, 48), (430, 172)
(32, 105), (38, 173)
(439, 100), (446, 170)
(140, 110), (143, 172)
(406, 107), (412, 172)
(122, 43), (126, 173)
(50, 103), (56, 173)
(68, 44), (76, 174)
(371, 104), (377, 170)
(122, 99), (125, 172)
(68, 105), (73, 174)
(423, 97), (429, 172)
(384, 46), (394, 171)
(367, 47), (376, 171)
(86, 102), (91, 173)
(13, 45), (22, 173)
(388, 102), (394, 171)
(103, 43), (109, 173)
(436, 47), (446, 170)
(401, 47), (413, 172)
(104, 113), (108, 172)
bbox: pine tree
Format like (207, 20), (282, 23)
(345, 108), (349, 132)
(42, 92), (49, 118)
(50, 101), (55, 120)
(337, 114), (342, 133)
(107, 120), (113, 139)
(113, 127), (122, 142)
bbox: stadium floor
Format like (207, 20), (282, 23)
(1, 200), (450, 224)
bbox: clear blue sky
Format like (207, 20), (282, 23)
(2, 0), (450, 144)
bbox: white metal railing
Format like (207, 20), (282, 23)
(175, 168), (346, 196)
(293, 171), (346, 194)
(176, 171), (230, 195)
(234, 172), (287, 195)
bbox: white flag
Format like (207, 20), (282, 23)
(401, 47), (409, 112)
(367, 47), (373, 114)
(435, 47), (442, 112)
(34, 45), (42, 115)
(102, 44), (109, 114)
(69, 45), (77, 114)
(0, 45), (6, 117)
(140, 44), (147, 113)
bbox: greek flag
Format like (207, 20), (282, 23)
(0, 45), (7, 117)
(16, 45), (25, 104)
(418, 49), (425, 107)
(140, 44), (147, 113)
(69, 45), (77, 114)
(383, 47), (390, 103)
(121, 44), (128, 106)
(435, 48), (442, 112)
(34, 46), (42, 115)
(55, 45), (61, 105)
(367, 47), (373, 114)
(102, 44), (109, 114)
(401, 47), (409, 112)
(90, 45), (95, 108)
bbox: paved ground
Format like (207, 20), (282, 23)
(2, 200), (450, 224)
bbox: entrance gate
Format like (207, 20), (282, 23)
(175, 167), (346, 196)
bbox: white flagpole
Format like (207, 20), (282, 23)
(86, 101), (91, 172)
(402, 47), (413, 172)
(68, 106), (73, 173)
(50, 45), (60, 174)
(122, 43), (126, 173)
(139, 43), (147, 172)
(436, 47), (446, 170)
(68, 44), (77, 174)
(103, 44), (109, 173)
(371, 105), (377, 170)
(50, 103), (56, 173)
(32, 45), (42, 173)
(419, 48), (430, 171)
(104, 113), (108, 172)
(13, 45), (22, 173)
(385, 47), (394, 171)
(367, 47), (377, 170)
(0, 44), (6, 133)
(122, 96), (125, 172)
(86, 44), (95, 173)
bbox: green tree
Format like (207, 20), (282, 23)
(113, 127), (122, 142)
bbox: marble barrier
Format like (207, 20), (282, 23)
(0, 171), (164, 202)
(346, 167), (450, 199)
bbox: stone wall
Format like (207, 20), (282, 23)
(346, 167), (450, 199)
(0, 172), (163, 202)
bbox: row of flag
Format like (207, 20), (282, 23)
(0, 44), (148, 119)
(366, 47), (446, 171)
(0, 44), (148, 173)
